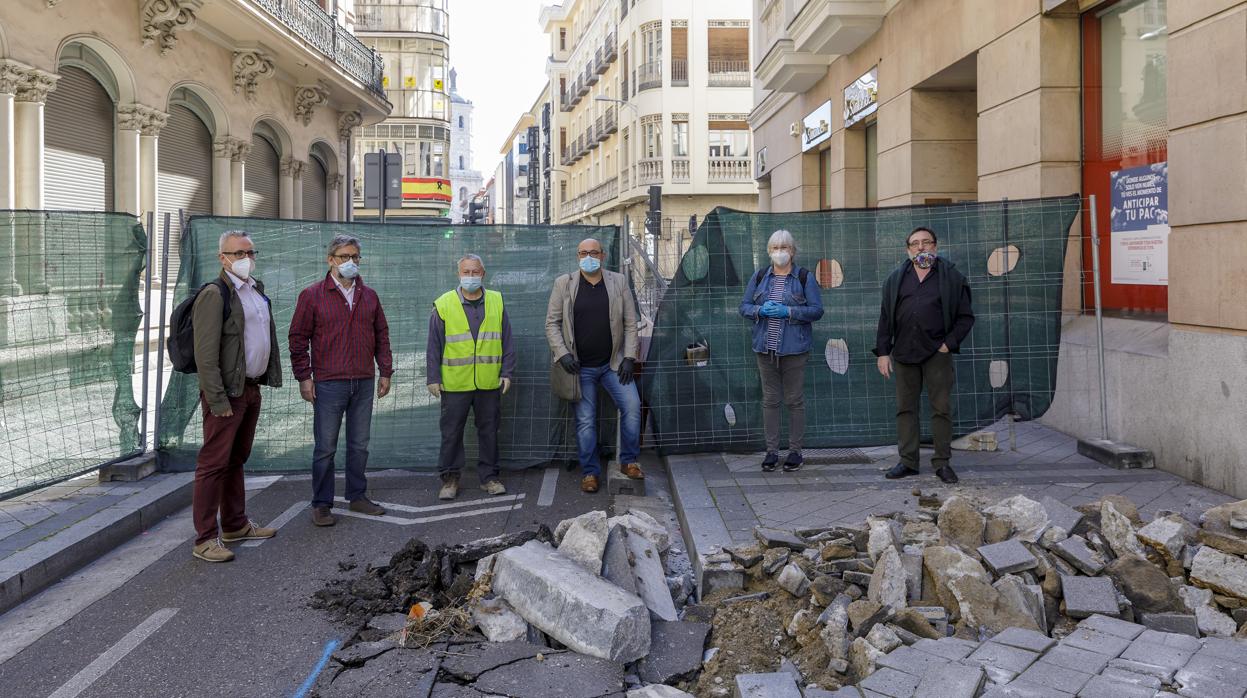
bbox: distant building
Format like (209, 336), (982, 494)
(449, 69), (483, 223)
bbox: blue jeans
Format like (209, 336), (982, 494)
(575, 365), (641, 476)
(311, 378), (374, 508)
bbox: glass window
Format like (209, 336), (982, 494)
(671, 121), (688, 157)
(708, 129), (748, 157)
(519, 142), (529, 155)
(1098, 0), (1168, 163)
(643, 121), (661, 158)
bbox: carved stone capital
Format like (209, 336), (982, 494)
(14, 68), (59, 103)
(230, 138), (252, 163)
(281, 157), (304, 179)
(337, 110), (362, 141)
(140, 0), (203, 56)
(294, 83), (331, 127)
(0, 60), (27, 95)
(232, 50), (276, 101)
(212, 137), (234, 159)
(117, 104), (169, 135)
(327, 174), (344, 191)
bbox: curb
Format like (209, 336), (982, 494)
(664, 453), (742, 601)
(0, 472), (193, 616)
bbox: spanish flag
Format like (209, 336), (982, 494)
(401, 178), (451, 202)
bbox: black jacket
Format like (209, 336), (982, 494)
(873, 257), (974, 357)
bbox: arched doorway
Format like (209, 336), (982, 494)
(158, 92), (214, 285)
(244, 126), (281, 218)
(45, 62), (115, 211)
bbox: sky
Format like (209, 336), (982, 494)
(450, 0), (551, 177)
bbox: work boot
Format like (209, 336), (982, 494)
(311, 506), (336, 527)
(761, 451), (779, 472)
(349, 498), (385, 516)
(192, 538), (235, 563)
(439, 477), (459, 501)
(621, 462), (645, 479)
(482, 479), (507, 496)
(935, 465), (959, 484)
(221, 520), (276, 542)
(581, 475), (599, 493)
(782, 451), (804, 472)
(884, 463), (920, 480)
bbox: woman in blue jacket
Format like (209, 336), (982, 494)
(738, 229), (824, 472)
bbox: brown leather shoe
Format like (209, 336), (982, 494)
(349, 498), (386, 516)
(311, 506), (336, 527)
(621, 462), (645, 480)
(581, 475), (599, 493)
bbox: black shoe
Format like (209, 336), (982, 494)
(885, 463), (920, 479)
(761, 451), (779, 472)
(782, 451), (803, 472)
(935, 466), (959, 484)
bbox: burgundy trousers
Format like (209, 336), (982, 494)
(192, 383), (262, 544)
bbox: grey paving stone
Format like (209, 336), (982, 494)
(1202, 636), (1247, 666)
(1041, 495), (1084, 535)
(754, 527), (808, 551)
(875, 645), (951, 678)
(979, 680), (1073, 697)
(1074, 675), (1156, 698)
(964, 641), (1040, 675)
(1052, 536), (1106, 575)
(1105, 658), (1176, 684)
(733, 672), (802, 698)
(1119, 641), (1195, 672)
(637, 621), (711, 684)
(1135, 628), (1202, 651)
(910, 637), (978, 661)
(991, 627), (1055, 654)
(1060, 627), (1132, 658)
(1098, 666), (1162, 690)
(978, 540), (1039, 575)
(1076, 613), (1145, 640)
(1139, 611), (1199, 637)
(1061, 576), (1121, 619)
(913, 662), (984, 698)
(1182, 650), (1247, 687)
(1040, 645), (1112, 674)
(857, 667), (921, 698)
(472, 652), (625, 698)
(1013, 659), (1093, 695)
(1173, 669), (1247, 698)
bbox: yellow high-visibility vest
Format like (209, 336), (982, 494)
(434, 289), (503, 391)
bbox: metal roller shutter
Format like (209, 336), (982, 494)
(45, 66), (114, 211)
(303, 155), (328, 221)
(243, 134), (280, 218)
(157, 104), (213, 286)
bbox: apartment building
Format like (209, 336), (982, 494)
(541, 0), (757, 275)
(352, 0), (452, 219)
(449, 69), (483, 223)
(748, 0), (1247, 496)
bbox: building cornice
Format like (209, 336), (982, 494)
(749, 88), (798, 130)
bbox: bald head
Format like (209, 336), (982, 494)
(577, 238), (603, 256)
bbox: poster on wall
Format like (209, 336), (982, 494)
(1109, 162), (1168, 286)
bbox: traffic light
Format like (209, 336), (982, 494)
(467, 201), (487, 225)
(646, 185), (662, 239)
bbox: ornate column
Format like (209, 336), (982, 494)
(292, 159), (304, 220)
(338, 111), (361, 222)
(14, 67), (58, 295)
(114, 106), (144, 215)
(230, 138), (250, 215)
(0, 63), (20, 296)
(279, 157), (301, 219)
(138, 108), (167, 219)
(211, 138), (233, 215)
(327, 173), (342, 222)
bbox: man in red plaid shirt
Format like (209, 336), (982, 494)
(289, 235), (393, 527)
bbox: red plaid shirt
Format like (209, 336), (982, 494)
(289, 273), (393, 383)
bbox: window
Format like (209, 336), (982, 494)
(459, 186), (467, 200)
(372, 37), (448, 121)
(458, 115), (464, 128)
(671, 120), (688, 157)
(459, 155), (464, 169)
(518, 142), (529, 155)
(708, 129), (748, 157)
(518, 187), (528, 198)
(518, 164), (529, 176)
(559, 28), (567, 50)
(643, 119), (661, 158)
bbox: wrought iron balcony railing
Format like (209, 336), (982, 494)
(251, 0), (385, 97)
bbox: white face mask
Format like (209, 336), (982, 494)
(231, 258), (253, 280)
(770, 250), (791, 267)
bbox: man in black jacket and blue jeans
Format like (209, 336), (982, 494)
(874, 226), (974, 484)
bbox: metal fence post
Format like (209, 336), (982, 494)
(153, 212), (173, 450)
(140, 212), (155, 452)
(1088, 194), (1109, 440)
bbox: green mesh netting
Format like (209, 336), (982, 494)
(0, 211), (145, 498)
(156, 217), (620, 472)
(641, 195), (1082, 454)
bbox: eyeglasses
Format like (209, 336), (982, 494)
(906, 239), (936, 250)
(332, 254), (362, 262)
(222, 250), (258, 260)
(577, 250), (604, 258)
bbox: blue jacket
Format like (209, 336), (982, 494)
(739, 266), (824, 356)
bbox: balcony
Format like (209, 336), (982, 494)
(354, 1), (449, 37)
(755, 39), (830, 93)
(671, 158), (690, 183)
(637, 60), (662, 92)
(600, 107), (617, 137)
(708, 156), (752, 182)
(620, 166), (630, 192)
(790, 0), (886, 56)
(585, 62), (600, 85)
(637, 157), (663, 185)
(248, 0), (385, 97)
(595, 50), (608, 75)
(588, 176), (618, 209)
(576, 77), (589, 98)
(561, 146), (570, 166)
(604, 34), (617, 62)
(621, 75), (629, 97)
(708, 60), (750, 87)
(560, 92), (574, 112)
(671, 59), (688, 87)
(587, 125), (599, 149)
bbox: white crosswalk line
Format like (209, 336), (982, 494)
(334, 502), (523, 525)
(537, 467), (559, 507)
(332, 493), (524, 514)
(46, 608), (179, 698)
(242, 501), (308, 547)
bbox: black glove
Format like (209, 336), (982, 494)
(617, 358), (635, 385)
(558, 353), (580, 374)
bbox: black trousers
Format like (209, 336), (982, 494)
(438, 389), (501, 481)
(894, 351), (954, 471)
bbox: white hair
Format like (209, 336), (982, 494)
(327, 234), (362, 256)
(218, 230), (252, 253)
(768, 229), (797, 256)
(458, 253), (485, 272)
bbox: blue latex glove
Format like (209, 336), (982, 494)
(758, 302), (778, 318)
(773, 304), (790, 318)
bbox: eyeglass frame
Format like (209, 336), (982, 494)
(331, 253), (363, 262)
(221, 250), (258, 260)
(576, 249), (604, 258)
(905, 239), (937, 250)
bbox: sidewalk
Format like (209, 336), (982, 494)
(667, 418), (1236, 579)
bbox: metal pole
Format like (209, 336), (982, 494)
(153, 212), (172, 448)
(1002, 198), (1017, 451)
(1088, 194), (1109, 440)
(139, 211), (155, 452)
(377, 147), (386, 224)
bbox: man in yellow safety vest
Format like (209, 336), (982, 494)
(426, 253), (515, 500)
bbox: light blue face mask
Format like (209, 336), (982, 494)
(337, 260), (359, 279)
(579, 256), (601, 273)
(460, 276), (483, 292)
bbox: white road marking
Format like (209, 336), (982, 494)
(334, 502), (524, 525)
(332, 494), (524, 514)
(537, 467), (559, 507)
(244, 475), (283, 491)
(241, 501), (308, 547)
(46, 607), (179, 698)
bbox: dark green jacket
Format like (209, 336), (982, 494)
(873, 257), (974, 357)
(192, 270), (282, 415)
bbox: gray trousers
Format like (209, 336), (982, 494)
(438, 389), (501, 482)
(755, 352), (808, 453)
(894, 351), (954, 470)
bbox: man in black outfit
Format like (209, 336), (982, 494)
(873, 226), (975, 484)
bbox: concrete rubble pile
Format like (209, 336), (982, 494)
(308, 509), (706, 698)
(699, 493), (1247, 697)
